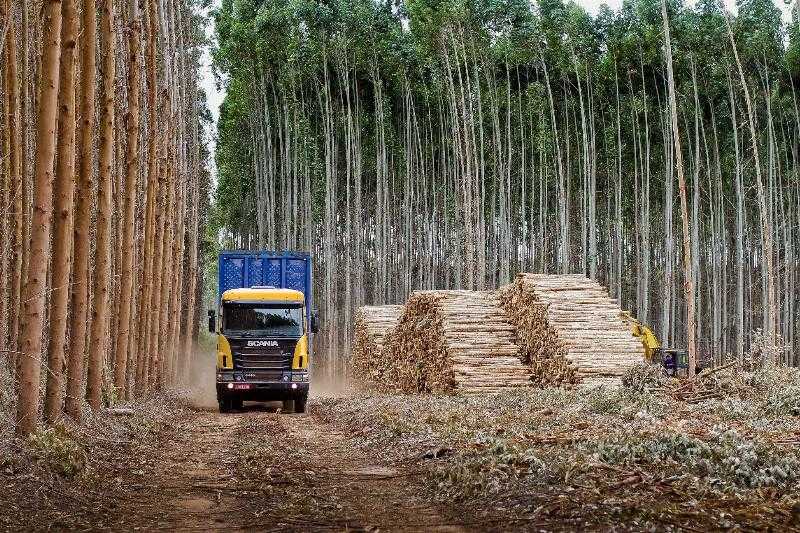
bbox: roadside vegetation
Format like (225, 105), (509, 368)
(0, 391), (187, 531)
(314, 364), (800, 529)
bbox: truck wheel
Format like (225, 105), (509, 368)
(281, 399), (294, 413)
(218, 397), (232, 413)
(295, 394), (307, 414)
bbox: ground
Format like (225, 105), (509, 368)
(0, 399), (468, 532)
(2, 365), (800, 532)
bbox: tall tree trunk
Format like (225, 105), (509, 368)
(112, 0), (141, 398)
(726, 15), (777, 352)
(43, 0), (79, 422)
(4, 6), (23, 362)
(86, 0), (116, 410)
(662, 0), (697, 375)
(65, 0), (97, 421)
(135, 0), (158, 396)
(15, 0), (63, 436)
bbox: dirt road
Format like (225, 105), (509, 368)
(104, 404), (467, 532)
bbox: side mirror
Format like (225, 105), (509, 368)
(310, 309), (320, 334)
(208, 309), (216, 333)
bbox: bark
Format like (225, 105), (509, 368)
(15, 0), (62, 436)
(113, 0), (141, 398)
(44, 0), (79, 422)
(65, 0), (97, 421)
(136, 0), (158, 396)
(86, 0), (116, 410)
(726, 15), (777, 351)
(662, 0), (696, 376)
(6, 16), (22, 359)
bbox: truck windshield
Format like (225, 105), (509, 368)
(223, 304), (303, 337)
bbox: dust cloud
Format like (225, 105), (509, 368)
(309, 375), (354, 399)
(185, 351), (218, 410)
(181, 348), (355, 407)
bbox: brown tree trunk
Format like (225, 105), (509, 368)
(135, 0), (158, 396)
(181, 122), (201, 384)
(44, 0), (79, 422)
(154, 145), (175, 389)
(662, 0), (696, 376)
(147, 154), (167, 389)
(6, 3), (22, 362)
(15, 0), (63, 437)
(65, 0), (97, 420)
(0, 1), (9, 357)
(112, 0), (141, 399)
(86, 0), (116, 410)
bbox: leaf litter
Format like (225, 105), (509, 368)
(314, 364), (800, 531)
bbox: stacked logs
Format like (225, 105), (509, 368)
(500, 274), (644, 387)
(350, 305), (404, 391)
(386, 291), (532, 394)
(498, 283), (579, 388)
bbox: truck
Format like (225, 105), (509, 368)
(208, 251), (318, 413)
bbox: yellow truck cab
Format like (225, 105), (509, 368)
(210, 285), (313, 413)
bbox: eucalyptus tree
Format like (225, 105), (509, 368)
(211, 0), (800, 370)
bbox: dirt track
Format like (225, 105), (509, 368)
(105, 404), (467, 532)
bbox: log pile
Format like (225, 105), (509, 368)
(386, 290), (532, 394)
(350, 305), (404, 391)
(500, 274), (644, 387)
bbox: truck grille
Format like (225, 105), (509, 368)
(234, 347), (292, 371)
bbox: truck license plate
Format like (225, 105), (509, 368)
(233, 383), (251, 390)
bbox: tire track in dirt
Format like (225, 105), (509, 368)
(277, 411), (468, 532)
(108, 410), (249, 531)
(107, 405), (468, 532)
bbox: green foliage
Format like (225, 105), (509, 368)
(211, 0), (800, 246)
(621, 362), (669, 392)
(210, 0), (800, 362)
(28, 426), (87, 479)
(433, 437), (550, 499)
(587, 426), (800, 490)
(763, 384), (800, 416)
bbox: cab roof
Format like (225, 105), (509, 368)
(221, 287), (305, 303)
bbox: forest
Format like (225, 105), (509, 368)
(212, 0), (800, 376)
(2, 0), (800, 530)
(0, 0), (211, 436)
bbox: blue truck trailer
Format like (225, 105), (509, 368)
(209, 251), (317, 413)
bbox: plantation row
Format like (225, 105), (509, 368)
(0, 0), (211, 435)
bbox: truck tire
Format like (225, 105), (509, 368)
(295, 394), (307, 414)
(218, 397), (233, 413)
(281, 399), (294, 413)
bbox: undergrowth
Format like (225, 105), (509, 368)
(315, 373), (800, 505)
(27, 425), (87, 478)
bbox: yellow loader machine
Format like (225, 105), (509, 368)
(622, 312), (693, 376)
(209, 251), (319, 413)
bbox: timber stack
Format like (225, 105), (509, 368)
(500, 273), (644, 387)
(386, 290), (532, 394)
(350, 305), (404, 392)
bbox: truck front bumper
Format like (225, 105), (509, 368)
(216, 370), (309, 401)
